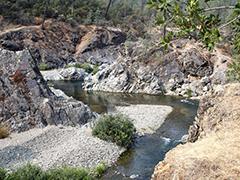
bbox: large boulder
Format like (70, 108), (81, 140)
(0, 49), (96, 132)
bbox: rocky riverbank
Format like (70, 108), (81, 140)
(0, 49), (96, 132)
(0, 125), (124, 170)
(0, 87), (175, 171)
(0, 20), (231, 98)
(152, 83), (240, 179)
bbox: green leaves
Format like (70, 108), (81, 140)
(92, 114), (136, 148)
(148, 0), (239, 51)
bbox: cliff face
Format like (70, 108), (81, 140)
(152, 83), (240, 179)
(0, 20), (231, 96)
(0, 20), (126, 69)
(0, 49), (96, 132)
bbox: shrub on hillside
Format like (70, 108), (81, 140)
(227, 57), (240, 82)
(0, 125), (9, 139)
(92, 114), (136, 148)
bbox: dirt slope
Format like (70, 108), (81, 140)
(152, 83), (240, 180)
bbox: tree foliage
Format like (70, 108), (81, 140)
(147, 0), (240, 52)
(0, 0), (150, 25)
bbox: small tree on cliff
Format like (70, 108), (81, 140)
(147, 0), (240, 53)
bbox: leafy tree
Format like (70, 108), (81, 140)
(147, 0), (240, 52)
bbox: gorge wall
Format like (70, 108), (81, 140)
(0, 49), (96, 132)
(0, 20), (232, 97)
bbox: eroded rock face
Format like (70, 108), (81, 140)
(81, 40), (230, 97)
(0, 49), (96, 132)
(152, 83), (240, 179)
(1, 21), (230, 97)
(0, 20), (126, 69)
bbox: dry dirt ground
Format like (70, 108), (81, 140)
(152, 83), (240, 180)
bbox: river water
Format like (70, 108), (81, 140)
(52, 81), (199, 180)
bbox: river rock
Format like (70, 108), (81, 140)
(115, 105), (173, 134)
(59, 67), (87, 81)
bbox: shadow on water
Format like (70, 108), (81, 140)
(52, 81), (199, 180)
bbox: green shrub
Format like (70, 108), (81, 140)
(79, 63), (93, 74)
(92, 65), (99, 75)
(1, 163), (106, 180)
(45, 167), (92, 180)
(92, 114), (136, 148)
(0, 168), (7, 180)
(90, 162), (107, 178)
(39, 63), (49, 71)
(227, 57), (240, 82)
(5, 164), (45, 180)
(185, 89), (193, 98)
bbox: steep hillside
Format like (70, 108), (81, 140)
(152, 83), (240, 179)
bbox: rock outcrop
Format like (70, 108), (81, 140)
(152, 83), (240, 179)
(82, 40), (231, 96)
(0, 20), (231, 97)
(0, 49), (96, 132)
(0, 20), (126, 69)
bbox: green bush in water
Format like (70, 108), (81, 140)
(92, 114), (136, 148)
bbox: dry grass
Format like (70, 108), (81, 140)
(152, 83), (240, 180)
(0, 125), (10, 139)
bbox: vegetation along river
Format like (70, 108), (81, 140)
(52, 81), (199, 180)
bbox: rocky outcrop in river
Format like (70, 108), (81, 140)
(0, 49), (96, 132)
(152, 83), (240, 179)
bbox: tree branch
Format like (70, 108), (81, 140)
(203, 6), (235, 12)
(220, 15), (240, 29)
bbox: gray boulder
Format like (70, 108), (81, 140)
(0, 49), (96, 132)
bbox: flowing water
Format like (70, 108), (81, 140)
(52, 81), (199, 180)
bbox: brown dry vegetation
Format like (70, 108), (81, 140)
(0, 125), (10, 139)
(152, 83), (240, 180)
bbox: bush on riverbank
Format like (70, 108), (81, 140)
(92, 114), (136, 148)
(0, 163), (107, 180)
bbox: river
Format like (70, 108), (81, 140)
(52, 81), (199, 180)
